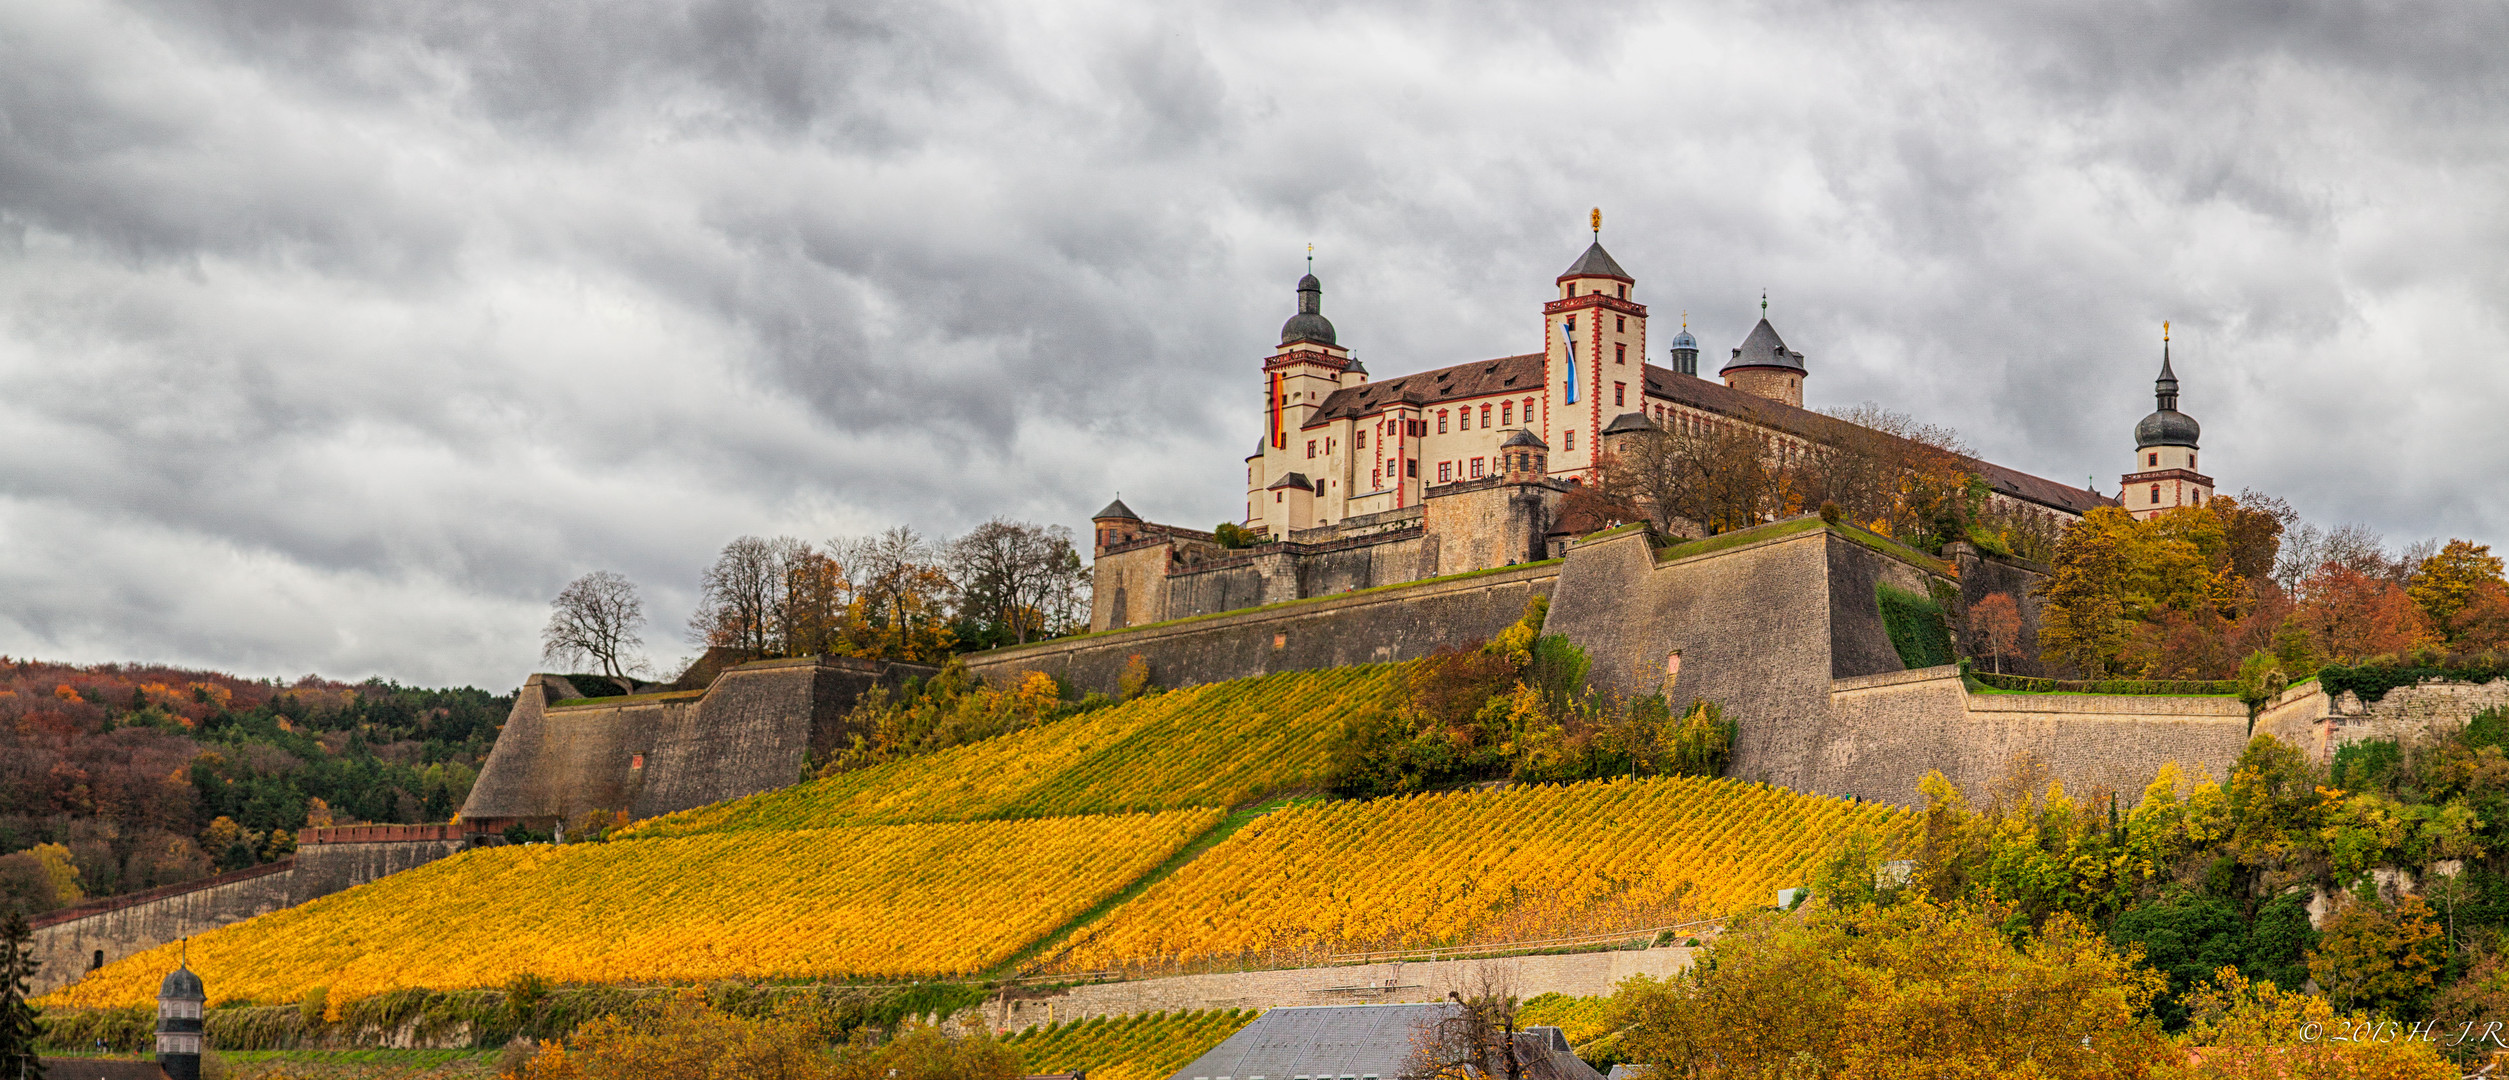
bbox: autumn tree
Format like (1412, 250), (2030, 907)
(543, 571), (648, 682)
(2175, 967), (2456, 1078)
(1793, 402), (1977, 549)
(2307, 894), (2447, 1018)
(836, 528), (956, 662)
(1609, 899), (2169, 1079)
(1968, 592), (2024, 674)
(2407, 540), (2506, 643)
(2291, 562), (2435, 664)
(2038, 508), (2138, 676)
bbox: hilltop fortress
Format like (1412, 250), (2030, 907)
(1089, 230), (2137, 632)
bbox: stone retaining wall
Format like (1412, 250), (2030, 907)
(982, 947), (1694, 1032)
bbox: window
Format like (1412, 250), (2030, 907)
(1355, 430), (1366, 449)
(1471, 457), (1486, 478)
(1564, 429), (1576, 450)
(1480, 404), (1491, 426)
(1614, 382), (1626, 405)
(1406, 459), (1418, 478)
(1306, 439), (1316, 459)
(1457, 409), (1468, 430)
(1438, 461), (1453, 482)
(1566, 315), (1577, 332)
(1501, 401), (1513, 424)
(1276, 492), (1283, 503)
(2148, 452), (2157, 467)
(2190, 452), (2197, 469)
(1615, 315), (1626, 332)
(1438, 410), (1449, 433)
(1615, 342), (1626, 364)
(2150, 484), (2162, 504)
(1617, 284), (1627, 299)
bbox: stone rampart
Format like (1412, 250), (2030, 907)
(962, 562), (1559, 696)
(459, 657), (928, 832)
(28, 839), (466, 997)
(2323, 679), (2509, 751)
(983, 947), (1693, 1032)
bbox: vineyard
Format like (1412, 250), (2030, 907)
(47, 809), (1221, 1010)
(625, 665), (1405, 837)
(1045, 776), (1914, 973)
(1518, 993), (1616, 1046)
(1001, 1008), (1259, 1080)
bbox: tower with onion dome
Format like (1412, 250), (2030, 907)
(2122, 322), (2213, 520)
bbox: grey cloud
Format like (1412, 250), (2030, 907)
(3, 0), (2507, 687)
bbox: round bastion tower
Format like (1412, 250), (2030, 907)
(2122, 322), (2213, 521)
(1720, 293), (1808, 407)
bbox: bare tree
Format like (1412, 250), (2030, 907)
(689, 536), (794, 657)
(543, 571), (648, 680)
(948, 519), (1090, 646)
(1404, 968), (1528, 1080)
(834, 527), (957, 660)
(1598, 410), (1780, 537)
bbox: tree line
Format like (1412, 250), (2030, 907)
(1589, 401), (2062, 561)
(543, 519), (1088, 686)
(2027, 492), (2509, 680)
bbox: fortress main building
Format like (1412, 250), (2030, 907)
(1091, 225), (2200, 632)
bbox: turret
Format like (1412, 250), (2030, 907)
(1092, 498), (1143, 554)
(157, 960), (206, 1080)
(1720, 294), (1806, 407)
(1668, 315), (1700, 377)
(1542, 209), (1647, 479)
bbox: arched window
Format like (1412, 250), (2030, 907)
(2150, 484), (2162, 505)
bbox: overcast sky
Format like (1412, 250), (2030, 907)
(3, 1), (2505, 689)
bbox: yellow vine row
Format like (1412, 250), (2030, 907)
(48, 809), (1223, 1011)
(1002, 1008), (1259, 1080)
(624, 665), (1406, 837)
(1048, 775), (1914, 974)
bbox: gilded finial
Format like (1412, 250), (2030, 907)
(1590, 207), (1601, 237)
(2163, 319), (2170, 342)
(1681, 311), (1688, 330)
(1761, 290), (1768, 316)
(1306, 243), (1313, 273)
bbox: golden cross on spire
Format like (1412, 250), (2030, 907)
(2163, 319), (2171, 342)
(1590, 207), (1601, 237)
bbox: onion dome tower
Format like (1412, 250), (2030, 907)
(157, 959), (206, 1080)
(1668, 314), (1700, 377)
(1720, 292), (1807, 406)
(2122, 321), (2213, 520)
(1279, 272), (1336, 347)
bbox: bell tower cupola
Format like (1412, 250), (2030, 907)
(2122, 321), (2213, 520)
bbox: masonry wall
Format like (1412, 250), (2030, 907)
(1950, 545), (2058, 678)
(29, 840), (466, 997)
(962, 563), (1559, 696)
(1542, 523), (1879, 792)
(1422, 480), (1559, 575)
(982, 947), (1693, 1032)
(461, 658), (925, 830)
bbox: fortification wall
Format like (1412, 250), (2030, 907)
(1950, 545), (2058, 678)
(1811, 669), (2257, 804)
(1544, 523), (1941, 792)
(961, 563), (1558, 696)
(28, 840), (466, 997)
(2324, 680), (2509, 750)
(983, 947), (1693, 1032)
(461, 658), (924, 830)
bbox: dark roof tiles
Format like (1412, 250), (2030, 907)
(1560, 241), (1632, 282)
(1303, 354), (1544, 426)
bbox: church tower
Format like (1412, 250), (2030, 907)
(1541, 209), (1646, 479)
(1248, 259), (1362, 535)
(2122, 322), (2212, 520)
(158, 959), (206, 1080)
(1720, 294), (1807, 407)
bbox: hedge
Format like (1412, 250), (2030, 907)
(2319, 655), (2509, 704)
(1969, 671), (2239, 697)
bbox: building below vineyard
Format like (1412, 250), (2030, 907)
(1090, 220), (2138, 633)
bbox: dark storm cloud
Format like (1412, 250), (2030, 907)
(2, 0), (2505, 686)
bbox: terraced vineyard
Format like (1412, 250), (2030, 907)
(49, 809), (1220, 1009)
(1002, 1008), (1259, 1080)
(1046, 776), (1915, 973)
(626, 665), (1405, 837)
(1519, 993), (1617, 1045)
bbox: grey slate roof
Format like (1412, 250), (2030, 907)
(1266, 472), (1315, 492)
(1602, 411), (1655, 435)
(1093, 498), (1141, 521)
(2135, 409), (2200, 449)
(1721, 317), (1805, 373)
(1501, 428), (1548, 448)
(1281, 273), (1338, 347)
(159, 964), (204, 1001)
(1165, 1005), (1601, 1080)
(1560, 241), (1632, 281)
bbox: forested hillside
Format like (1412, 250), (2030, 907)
(0, 658), (508, 914)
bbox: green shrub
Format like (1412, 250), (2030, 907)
(1969, 671), (2239, 696)
(1876, 583), (1956, 670)
(2321, 654), (2509, 704)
